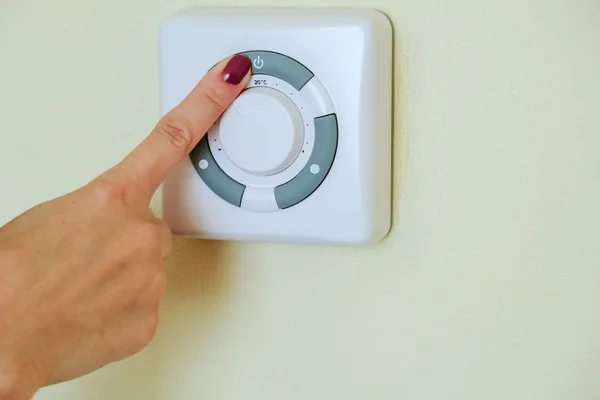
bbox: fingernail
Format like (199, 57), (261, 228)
(222, 55), (251, 84)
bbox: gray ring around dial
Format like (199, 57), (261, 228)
(274, 114), (338, 209)
(190, 136), (246, 207)
(239, 50), (314, 91)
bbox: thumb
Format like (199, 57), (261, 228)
(105, 54), (251, 202)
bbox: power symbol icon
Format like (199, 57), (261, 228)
(253, 56), (264, 69)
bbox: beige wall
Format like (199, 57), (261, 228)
(1, 0), (599, 399)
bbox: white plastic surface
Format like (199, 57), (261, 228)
(300, 77), (335, 117)
(240, 186), (280, 212)
(219, 87), (304, 176)
(160, 8), (393, 245)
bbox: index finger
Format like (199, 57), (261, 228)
(108, 54), (251, 201)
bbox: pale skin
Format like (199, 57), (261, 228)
(0, 55), (251, 399)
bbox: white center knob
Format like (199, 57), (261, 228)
(219, 87), (304, 176)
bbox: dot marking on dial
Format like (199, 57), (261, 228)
(199, 159), (208, 170)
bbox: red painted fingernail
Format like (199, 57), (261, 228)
(222, 55), (251, 84)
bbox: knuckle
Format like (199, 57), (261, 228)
(137, 267), (167, 307)
(149, 269), (168, 299)
(135, 221), (163, 251)
(200, 84), (228, 114)
(133, 313), (159, 350)
(154, 117), (195, 151)
(90, 181), (129, 206)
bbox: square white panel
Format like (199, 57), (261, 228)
(160, 8), (393, 246)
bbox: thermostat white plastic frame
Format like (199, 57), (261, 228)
(160, 8), (393, 246)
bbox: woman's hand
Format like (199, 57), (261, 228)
(0, 54), (251, 399)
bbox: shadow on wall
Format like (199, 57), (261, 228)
(61, 238), (235, 400)
(390, 12), (407, 234)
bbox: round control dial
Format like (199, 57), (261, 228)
(219, 87), (304, 176)
(191, 50), (338, 212)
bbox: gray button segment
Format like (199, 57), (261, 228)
(190, 136), (246, 207)
(274, 114), (338, 209)
(239, 51), (314, 91)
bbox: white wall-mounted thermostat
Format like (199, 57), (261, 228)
(160, 8), (393, 246)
